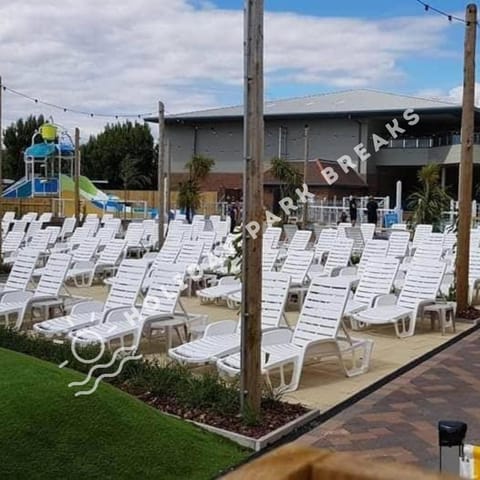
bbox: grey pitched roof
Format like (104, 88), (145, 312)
(158, 89), (461, 122)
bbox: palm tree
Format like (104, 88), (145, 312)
(270, 157), (303, 220)
(119, 155), (149, 219)
(407, 164), (451, 231)
(177, 155), (215, 223)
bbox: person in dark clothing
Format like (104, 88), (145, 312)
(228, 203), (237, 233)
(348, 195), (357, 226)
(338, 211), (348, 224)
(366, 196), (378, 225)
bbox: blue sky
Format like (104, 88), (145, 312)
(0, 0), (475, 134)
(208, 0), (469, 103)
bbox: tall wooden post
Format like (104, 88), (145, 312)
(157, 101), (165, 249)
(456, 4), (477, 313)
(74, 128), (80, 223)
(302, 124), (309, 228)
(0, 76), (3, 261)
(241, 0), (264, 416)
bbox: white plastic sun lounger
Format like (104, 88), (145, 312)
(68, 263), (190, 351)
(33, 259), (147, 337)
(0, 253), (71, 330)
(352, 260), (446, 338)
(169, 272), (291, 365)
(0, 249), (40, 295)
(217, 276), (373, 393)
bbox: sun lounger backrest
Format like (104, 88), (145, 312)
(124, 224), (144, 247)
(288, 230), (312, 251)
(263, 227), (282, 249)
(354, 257), (399, 305)
(397, 260), (446, 311)
(176, 241), (204, 267)
(283, 224), (298, 243)
(260, 272), (291, 329)
(412, 224), (433, 248)
(97, 239), (126, 265)
(281, 250), (314, 285)
(469, 249), (480, 283)
(38, 212), (52, 223)
(153, 242), (180, 267)
(344, 227), (364, 255)
(360, 223), (375, 241)
(387, 231), (410, 258)
(262, 249), (279, 272)
(69, 226), (91, 247)
(28, 231), (50, 252)
(293, 277), (350, 346)
(104, 259), (147, 310)
(324, 238), (354, 275)
(60, 217), (76, 240)
(198, 231), (216, 255)
(72, 237), (100, 263)
(26, 221), (43, 242)
(3, 231), (24, 253)
(142, 263), (186, 317)
(314, 229), (337, 258)
(95, 227), (116, 246)
(45, 226), (61, 246)
(412, 242), (443, 262)
(11, 220), (27, 234)
(5, 249), (39, 292)
(357, 240), (388, 277)
(35, 253), (71, 297)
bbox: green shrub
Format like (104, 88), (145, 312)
(0, 327), (271, 421)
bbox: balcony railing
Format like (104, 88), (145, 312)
(387, 133), (480, 149)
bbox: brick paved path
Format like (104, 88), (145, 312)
(296, 329), (480, 469)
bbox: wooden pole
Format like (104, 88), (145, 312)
(456, 3), (477, 313)
(0, 76), (3, 261)
(303, 124), (309, 228)
(241, 0), (264, 416)
(157, 101), (165, 249)
(74, 127), (80, 223)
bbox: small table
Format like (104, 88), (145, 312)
(424, 303), (456, 336)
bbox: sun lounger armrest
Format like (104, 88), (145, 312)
(373, 294), (397, 307)
(71, 300), (105, 315)
(415, 299), (436, 318)
(71, 260), (95, 270)
(339, 266), (357, 277)
(204, 320), (237, 337)
(262, 328), (293, 346)
(103, 306), (139, 323)
(1, 290), (34, 303)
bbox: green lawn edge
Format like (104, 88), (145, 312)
(0, 348), (248, 480)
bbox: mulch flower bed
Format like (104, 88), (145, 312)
(123, 386), (308, 438)
(457, 306), (480, 320)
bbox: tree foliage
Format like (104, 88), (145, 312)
(3, 115), (46, 180)
(177, 155), (215, 222)
(270, 157), (303, 200)
(407, 164), (451, 231)
(81, 121), (155, 189)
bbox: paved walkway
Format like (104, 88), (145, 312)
(296, 328), (480, 470)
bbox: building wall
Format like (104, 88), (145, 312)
(167, 117), (361, 173)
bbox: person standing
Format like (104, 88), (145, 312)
(366, 196), (378, 225)
(228, 203), (237, 233)
(348, 195), (357, 226)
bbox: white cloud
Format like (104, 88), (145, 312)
(0, 0), (452, 138)
(415, 83), (480, 106)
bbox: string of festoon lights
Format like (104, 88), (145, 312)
(0, 83), (157, 120)
(416, 0), (478, 25)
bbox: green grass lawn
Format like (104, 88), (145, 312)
(0, 348), (248, 479)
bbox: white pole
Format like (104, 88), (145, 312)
(395, 180), (403, 222)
